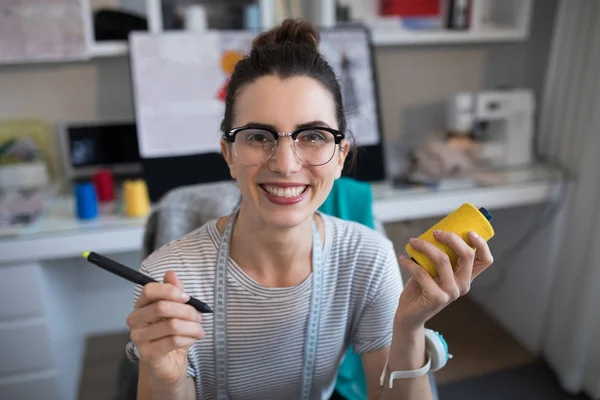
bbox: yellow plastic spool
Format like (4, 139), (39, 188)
(405, 203), (495, 278)
(123, 179), (151, 218)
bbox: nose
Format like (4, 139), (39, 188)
(268, 137), (302, 176)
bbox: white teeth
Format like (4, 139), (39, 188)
(263, 185), (307, 198)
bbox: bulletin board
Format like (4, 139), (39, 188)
(0, 0), (87, 64)
(129, 26), (386, 202)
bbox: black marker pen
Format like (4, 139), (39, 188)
(82, 250), (213, 313)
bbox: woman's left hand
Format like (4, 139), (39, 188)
(394, 230), (494, 331)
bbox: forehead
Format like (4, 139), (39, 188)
(233, 75), (338, 130)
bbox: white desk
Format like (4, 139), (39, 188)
(0, 164), (564, 400)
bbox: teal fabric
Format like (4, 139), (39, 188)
(319, 176), (374, 400)
(320, 176), (375, 229)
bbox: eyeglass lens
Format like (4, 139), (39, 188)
(233, 128), (337, 166)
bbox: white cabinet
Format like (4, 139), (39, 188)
(0, 265), (44, 320)
(0, 319), (54, 376)
(0, 264), (61, 400)
(0, 372), (59, 400)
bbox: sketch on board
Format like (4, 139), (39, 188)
(130, 32), (224, 158)
(129, 27), (381, 159)
(217, 31), (254, 102)
(319, 30), (380, 147)
(340, 51), (359, 113)
(216, 50), (244, 102)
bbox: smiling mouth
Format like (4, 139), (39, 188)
(260, 184), (309, 198)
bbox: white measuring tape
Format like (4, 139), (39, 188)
(213, 208), (324, 400)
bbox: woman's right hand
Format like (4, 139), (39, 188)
(126, 270), (205, 387)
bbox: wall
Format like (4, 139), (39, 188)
(379, 0), (561, 354)
(375, 0), (558, 165)
(0, 58), (134, 125)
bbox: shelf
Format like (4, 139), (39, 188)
(87, 41), (129, 58)
(373, 178), (558, 223)
(84, 27), (528, 60)
(370, 27), (528, 46)
(372, 165), (563, 223)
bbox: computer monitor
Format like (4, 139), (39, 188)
(58, 119), (142, 180)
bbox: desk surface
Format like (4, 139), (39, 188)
(0, 164), (564, 264)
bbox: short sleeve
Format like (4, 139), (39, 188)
(350, 245), (403, 354)
(123, 261), (197, 379)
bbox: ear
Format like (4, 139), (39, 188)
(334, 140), (350, 179)
(220, 139), (238, 180)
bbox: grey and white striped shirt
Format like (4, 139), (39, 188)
(127, 212), (403, 400)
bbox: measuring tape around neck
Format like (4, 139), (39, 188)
(213, 209), (324, 400)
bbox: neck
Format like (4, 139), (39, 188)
(227, 204), (318, 288)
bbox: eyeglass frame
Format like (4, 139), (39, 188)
(222, 124), (346, 166)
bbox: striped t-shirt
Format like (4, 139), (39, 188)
(126, 212), (403, 400)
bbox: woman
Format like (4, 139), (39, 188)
(125, 19), (494, 400)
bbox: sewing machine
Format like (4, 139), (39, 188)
(446, 89), (536, 168)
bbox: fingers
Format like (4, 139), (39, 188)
(408, 237), (459, 298)
(398, 255), (440, 294)
(138, 336), (197, 362)
(131, 318), (204, 362)
(131, 318), (205, 346)
(432, 230), (476, 295)
(127, 271), (203, 366)
(399, 256), (459, 312)
(469, 231), (495, 278)
(127, 300), (202, 328)
(135, 280), (190, 310)
(164, 270), (184, 290)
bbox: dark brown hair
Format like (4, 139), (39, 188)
(220, 18), (349, 146)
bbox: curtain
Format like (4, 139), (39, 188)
(538, 1), (600, 399)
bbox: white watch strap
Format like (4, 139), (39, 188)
(379, 328), (451, 389)
(379, 353), (431, 388)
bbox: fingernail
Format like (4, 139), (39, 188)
(409, 237), (417, 243)
(433, 230), (441, 235)
(181, 292), (190, 302)
(470, 231), (479, 239)
(399, 255), (406, 261)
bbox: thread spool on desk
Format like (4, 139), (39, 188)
(74, 182), (98, 220)
(122, 179), (150, 218)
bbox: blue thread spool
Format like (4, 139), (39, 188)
(75, 182), (98, 220)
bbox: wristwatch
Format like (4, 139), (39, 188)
(379, 329), (452, 388)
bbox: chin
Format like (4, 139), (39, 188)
(261, 208), (313, 229)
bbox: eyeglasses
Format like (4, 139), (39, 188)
(223, 124), (345, 166)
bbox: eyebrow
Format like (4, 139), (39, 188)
(242, 120), (333, 131)
(296, 120), (332, 129)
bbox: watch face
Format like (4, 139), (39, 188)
(435, 331), (450, 361)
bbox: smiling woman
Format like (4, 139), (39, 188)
(123, 17), (494, 400)
(218, 20), (352, 230)
(221, 74), (349, 228)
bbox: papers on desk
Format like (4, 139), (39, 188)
(0, 188), (52, 236)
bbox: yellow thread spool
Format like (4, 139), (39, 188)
(123, 179), (151, 218)
(405, 203), (495, 278)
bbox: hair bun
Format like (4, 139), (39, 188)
(252, 18), (320, 52)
